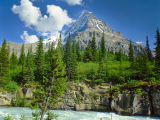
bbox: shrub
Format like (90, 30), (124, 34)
(3, 81), (19, 92)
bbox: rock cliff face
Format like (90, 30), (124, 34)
(0, 82), (160, 117)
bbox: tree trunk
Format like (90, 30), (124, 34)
(40, 71), (54, 120)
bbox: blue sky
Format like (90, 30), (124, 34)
(0, 0), (160, 50)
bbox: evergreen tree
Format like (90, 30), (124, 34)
(23, 47), (35, 84)
(76, 36), (81, 61)
(100, 31), (106, 59)
(35, 36), (44, 83)
(154, 27), (160, 78)
(119, 48), (123, 76)
(97, 59), (105, 79)
(0, 39), (10, 78)
(34, 38), (67, 120)
(72, 39), (77, 60)
(128, 39), (135, 71)
(146, 36), (152, 61)
(58, 33), (64, 59)
(83, 42), (93, 62)
(70, 39), (78, 81)
(10, 49), (18, 69)
(99, 49), (102, 62)
(91, 31), (97, 62)
(64, 33), (72, 81)
(19, 43), (25, 75)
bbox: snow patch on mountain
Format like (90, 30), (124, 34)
(64, 10), (92, 39)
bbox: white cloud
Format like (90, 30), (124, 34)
(136, 42), (145, 44)
(58, 0), (83, 6)
(12, 0), (41, 27)
(41, 32), (49, 37)
(12, 0), (75, 41)
(20, 31), (39, 43)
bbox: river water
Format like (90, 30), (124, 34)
(0, 107), (160, 120)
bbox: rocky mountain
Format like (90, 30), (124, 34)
(0, 36), (58, 58)
(64, 10), (155, 57)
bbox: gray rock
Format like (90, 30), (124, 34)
(0, 98), (6, 105)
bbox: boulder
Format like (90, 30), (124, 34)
(132, 94), (150, 115)
(151, 89), (160, 115)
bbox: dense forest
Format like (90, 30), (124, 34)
(0, 28), (160, 119)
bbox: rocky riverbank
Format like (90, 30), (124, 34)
(0, 82), (160, 116)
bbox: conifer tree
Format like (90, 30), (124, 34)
(83, 42), (93, 62)
(64, 33), (72, 81)
(72, 39), (77, 60)
(100, 31), (106, 59)
(97, 58), (105, 79)
(19, 43), (25, 75)
(10, 49), (18, 69)
(70, 39), (78, 81)
(0, 39), (10, 78)
(23, 47), (35, 84)
(91, 31), (97, 62)
(128, 39), (135, 71)
(154, 27), (160, 78)
(119, 48), (123, 76)
(35, 36), (44, 83)
(146, 36), (152, 61)
(76, 35), (81, 61)
(36, 38), (67, 120)
(58, 33), (64, 59)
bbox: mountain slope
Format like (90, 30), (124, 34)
(64, 10), (155, 57)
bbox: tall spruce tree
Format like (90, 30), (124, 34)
(146, 36), (152, 62)
(35, 36), (44, 83)
(154, 27), (160, 78)
(64, 33), (72, 81)
(10, 49), (18, 69)
(128, 39), (135, 71)
(0, 39), (10, 78)
(76, 35), (81, 61)
(58, 33), (64, 59)
(72, 39), (77, 60)
(19, 43), (25, 75)
(70, 39), (78, 81)
(83, 42), (93, 62)
(100, 31), (106, 59)
(23, 47), (35, 84)
(91, 31), (97, 62)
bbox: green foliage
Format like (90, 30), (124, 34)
(76, 35), (81, 61)
(10, 49), (18, 69)
(91, 31), (97, 62)
(128, 39), (135, 71)
(64, 33), (72, 81)
(74, 97), (81, 104)
(3, 80), (19, 92)
(0, 39), (10, 77)
(3, 114), (16, 120)
(146, 36), (152, 61)
(32, 108), (42, 120)
(45, 110), (59, 120)
(23, 47), (35, 84)
(20, 113), (27, 120)
(100, 31), (106, 60)
(154, 27), (160, 78)
(35, 36), (45, 83)
(11, 89), (29, 107)
(83, 42), (93, 62)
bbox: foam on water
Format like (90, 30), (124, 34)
(0, 107), (160, 120)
